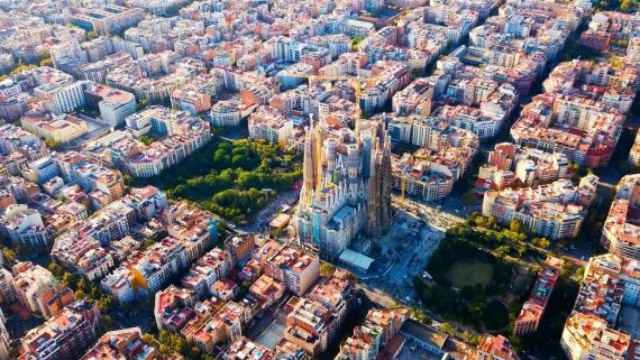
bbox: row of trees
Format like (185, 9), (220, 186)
(141, 330), (216, 360)
(46, 261), (116, 332)
(592, 0), (637, 12)
(461, 214), (551, 261)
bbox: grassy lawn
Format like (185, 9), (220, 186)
(446, 260), (493, 288)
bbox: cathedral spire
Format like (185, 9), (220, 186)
(380, 131), (393, 232)
(366, 135), (381, 237)
(301, 115), (317, 206)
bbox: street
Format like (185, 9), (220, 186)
(239, 188), (300, 233)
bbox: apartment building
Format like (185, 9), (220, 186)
(101, 202), (216, 302)
(283, 297), (336, 356)
(482, 175), (599, 240)
(19, 300), (101, 360)
(171, 86), (212, 115)
(248, 106), (294, 146)
(21, 112), (89, 145)
(12, 261), (75, 319)
(391, 117), (479, 201)
(513, 257), (563, 336)
(630, 131), (640, 167)
(85, 83), (136, 128)
(1, 204), (49, 247)
(336, 308), (408, 360)
(477, 142), (570, 191)
(180, 248), (234, 297)
(264, 245), (320, 296)
(154, 285), (196, 332)
(222, 337), (275, 360)
(561, 313), (631, 360)
(249, 275), (286, 311)
(475, 335), (520, 360)
(511, 93), (625, 168)
(81, 327), (177, 360)
(122, 107), (212, 177)
(561, 253), (640, 360)
(69, 5), (144, 35)
(602, 175), (640, 260)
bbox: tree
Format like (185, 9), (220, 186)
(74, 288), (86, 300)
(468, 300), (485, 327)
(159, 344), (171, 355)
(187, 346), (202, 359)
(410, 307), (432, 325)
(62, 272), (77, 288)
(142, 238), (155, 249)
(573, 266), (585, 282)
(90, 284), (101, 299)
(158, 330), (188, 355)
(99, 315), (114, 333)
(495, 245), (510, 258)
(142, 333), (156, 345)
(97, 295), (114, 312)
(483, 300), (509, 330)
(213, 147), (230, 167)
(47, 261), (64, 277)
(320, 262), (335, 277)
(351, 35), (365, 50)
(77, 278), (89, 292)
(45, 138), (62, 150)
(609, 55), (626, 70)
(139, 135), (155, 146)
(137, 96), (149, 111)
(134, 137), (300, 223)
(440, 322), (457, 336)
(1, 247), (16, 265)
(39, 56), (53, 67)
(532, 237), (550, 249)
(620, 0), (635, 12)
(509, 219), (523, 234)
(10, 63), (35, 75)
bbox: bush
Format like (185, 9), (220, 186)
(483, 300), (509, 330)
